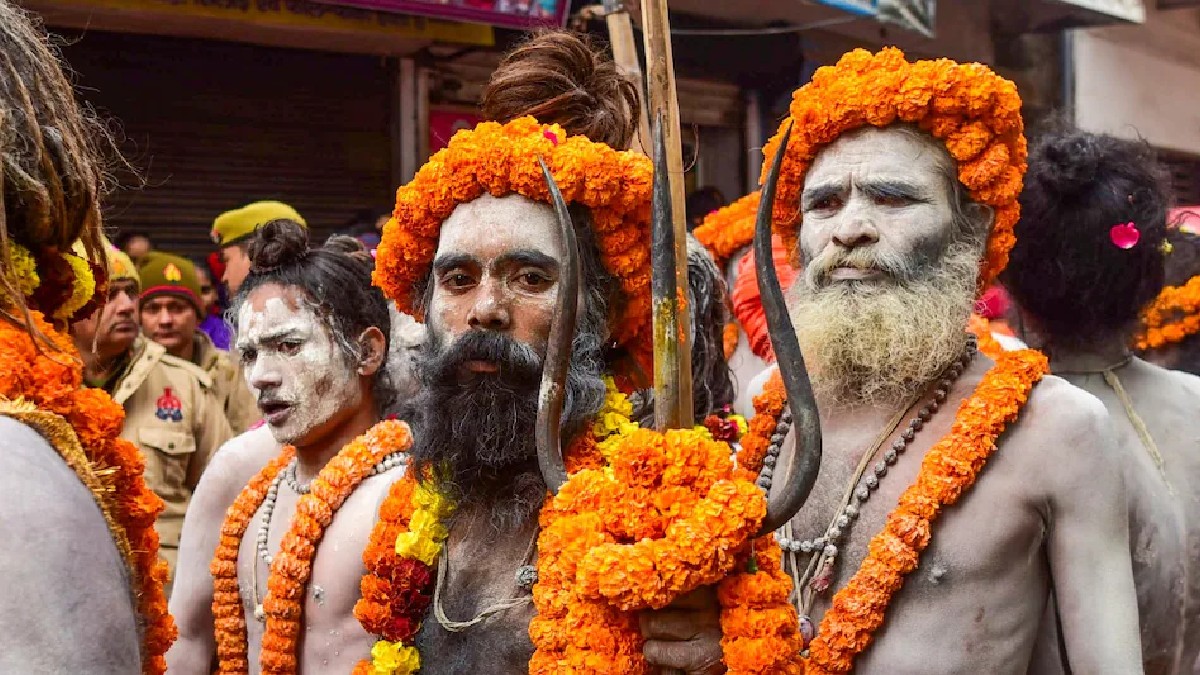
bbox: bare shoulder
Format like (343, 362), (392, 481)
(195, 425), (281, 509)
(1140, 357), (1200, 397)
(0, 417), (141, 672)
(1000, 373), (1122, 501)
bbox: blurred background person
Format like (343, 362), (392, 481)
(210, 200), (306, 295)
(70, 244), (232, 587)
(192, 257), (233, 351)
(139, 252), (257, 433)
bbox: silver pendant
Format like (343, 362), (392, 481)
(515, 564), (538, 591)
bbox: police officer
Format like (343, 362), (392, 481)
(138, 251), (257, 434)
(211, 200), (306, 294)
(69, 244), (233, 586)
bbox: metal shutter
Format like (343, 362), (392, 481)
(60, 30), (395, 259)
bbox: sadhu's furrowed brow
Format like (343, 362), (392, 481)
(433, 249), (560, 275)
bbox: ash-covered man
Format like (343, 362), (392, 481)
(167, 221), (406, 673)
(746, 49), (1141, 672)
(139, 251), (257, 433)
(355, 30), (732, 674)
(0, 0), (174, 668)
(1003, 127), (1200, 673)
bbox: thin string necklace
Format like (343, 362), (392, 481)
(431, 526), (539, 632)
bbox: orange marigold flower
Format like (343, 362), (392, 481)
(1136, 274), (1200, 349)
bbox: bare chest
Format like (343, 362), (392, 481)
(236, 475), (395, 673)
(415, 515), (539, 675)
(778, 383), (1051, 672)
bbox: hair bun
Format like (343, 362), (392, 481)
(481, 29), (639, 150)
(1029, 130), (1103, 199)
(248, 219), (310, 272)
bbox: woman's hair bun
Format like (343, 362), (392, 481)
(481, 29), (639, 151)
(248, 219), (310, 273)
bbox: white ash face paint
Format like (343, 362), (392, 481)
(237, 286), (363, 447)
(428, 194), (566, 352)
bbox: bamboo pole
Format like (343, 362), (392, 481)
(640, 0), (693, 429)
(602, 0), (650, 154)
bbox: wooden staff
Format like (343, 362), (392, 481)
(641, 0), (693, 430)
(602, 0), (651, 154)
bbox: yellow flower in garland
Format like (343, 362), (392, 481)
(394, 482), (454, 566)
(4, 242), (40, 298)
(54, 252), (96, 320)
(369, 640), (420, 675)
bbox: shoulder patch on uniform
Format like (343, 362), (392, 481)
(155, 387), (184, 422)
(160, 352), (215, 389)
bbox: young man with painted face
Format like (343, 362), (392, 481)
(70, 243), (233, 585)
(167, 221), (404, 673)
(745, 50), (1141, 672)
(1003, 127), (1200, 673)
(139, 251), (258, 433)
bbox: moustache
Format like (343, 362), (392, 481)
(804, 246), (912, 288)
(426, 331), (543, 389)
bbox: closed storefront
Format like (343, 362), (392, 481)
(60, 30), (395, 257)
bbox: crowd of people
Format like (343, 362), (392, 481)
(4, 2), (1200, 673)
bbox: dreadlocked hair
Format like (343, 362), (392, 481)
(0, 1), (119, 336)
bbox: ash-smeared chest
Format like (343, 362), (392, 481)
(414, 515), (540, 674)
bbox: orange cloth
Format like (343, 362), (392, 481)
(731, 235), (798, 362)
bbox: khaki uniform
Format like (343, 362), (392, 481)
(193, 331), (258, 434)
(111, 337), (233, 578)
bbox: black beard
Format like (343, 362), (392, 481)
(408, 329), (604, 532)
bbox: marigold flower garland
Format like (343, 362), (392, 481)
(1136, 275), (1200, 350)
(373, 117), (655, 376)
(531, 378), (803, 673)
(353, 468), (453, 675)
(760, 47), (1027, 291)
(351, 378), (800, 674)
(741, 348), (1048, 672)
(210, 420), (412, 674)
(0, 309), (174, 674)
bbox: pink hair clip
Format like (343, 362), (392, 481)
(1110, 221), (1140, 249)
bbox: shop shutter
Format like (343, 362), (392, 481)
(60, 30), (394, 259)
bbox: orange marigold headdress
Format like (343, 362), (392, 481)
(758, 47), (1027, 290)
(373, 116), (653, 364)
(693, 191), (761, 270)
(1135, 275), (1200, 350)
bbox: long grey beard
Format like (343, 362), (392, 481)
(787, 239), (982, 406)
